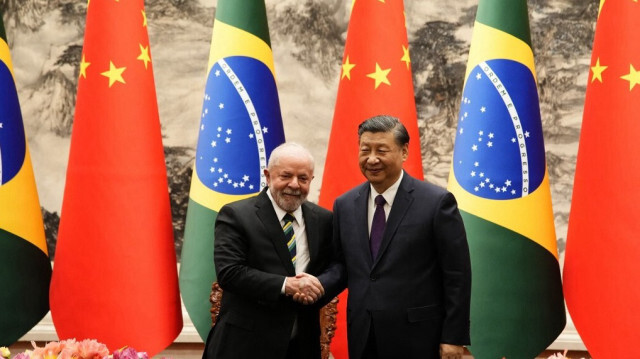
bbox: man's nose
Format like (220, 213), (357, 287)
(289, 177), (300, 188)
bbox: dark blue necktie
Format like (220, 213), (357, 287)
(370, 195), (386, 260)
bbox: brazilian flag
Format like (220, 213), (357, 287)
(179, 0), (285, 340)
(447, 1), (565, 357)
(0, 14), (52, 346)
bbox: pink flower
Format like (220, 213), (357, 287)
(43, 340), (64, 354)
(111, 347), (150, 359)
(29, 341), (46, 359)
(13, 352), (32, 359)
(77, 339), (109, 359)
(547, 350), (569, 359)
(10, 339), (153, 359)
(57, 339), (79, 359)
(113, 347), (136, 359)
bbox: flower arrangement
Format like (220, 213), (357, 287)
(547, 349), (587, 359)
(0, 340), (150, 359)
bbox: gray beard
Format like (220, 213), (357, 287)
(275, 193), (306, 213)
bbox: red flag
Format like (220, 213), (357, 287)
(49, 0), (182, 355)
(318, 1), (423, 357)
(563, 2), (640, 358)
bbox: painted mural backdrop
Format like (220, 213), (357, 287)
(2, 0), (594, 270)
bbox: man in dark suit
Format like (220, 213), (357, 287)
(319, 115), (472, 359)
(203, 143), (332, 359)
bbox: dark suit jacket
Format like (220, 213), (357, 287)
(202, 188), (333, 359)
(319, 172), (471, 359)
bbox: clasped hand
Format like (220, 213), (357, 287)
(285, 272), (325, 305)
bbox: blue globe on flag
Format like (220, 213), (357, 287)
(0, 61), (26, 185)
(195, 56), (285, 195)
(453, 59), (546, 200)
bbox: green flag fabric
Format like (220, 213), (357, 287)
(179, 0), (286, 340)
(447, 1), (566, 357)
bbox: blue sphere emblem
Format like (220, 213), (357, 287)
(195, 56), (285, 195)
(453, 59), (546, 200)
(0, 61), (26, 185)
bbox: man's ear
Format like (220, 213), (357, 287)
(264, 169), (271, 186)
(402, 143), (409, 161)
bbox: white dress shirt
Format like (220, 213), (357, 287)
(267, 190), (310, 293)
(367, 171), (404, 236)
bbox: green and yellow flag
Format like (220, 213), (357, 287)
(0, 14), (52, 346)
(447, 1), (565, 357)
(179, 0), (285, 339)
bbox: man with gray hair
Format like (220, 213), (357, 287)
(203, 143), (332, 359)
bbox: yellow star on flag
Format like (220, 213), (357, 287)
(401, 45), (411, 70)
(137, 44), (151, 69)
(366, 63), (391, 89)
(590, 57), (607, 83)
(142, 10), (147, 27)
(621, 64), (640, 91)
(101, 61), (126, 87)
(80, 54), (90, 79)
(341, 56), (356, 80)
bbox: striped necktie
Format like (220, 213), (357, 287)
(282, 213), (297, 265)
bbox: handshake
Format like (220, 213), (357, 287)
(285, 272), (325, 305)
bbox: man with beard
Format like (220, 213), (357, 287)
(203, 142), (332, 359)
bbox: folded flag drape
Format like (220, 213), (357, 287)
(179, 0), (286, 340)
(447, 1), (565, 357)
(318, 1), (424, 356)
(49, 1), (182, 355)
(0, 12), (51, 347)
(564, 1), (640, 358)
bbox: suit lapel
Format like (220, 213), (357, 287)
(255, 189), (296, 275)
(372, 173), (414, 269)
(302, 203), (320, 272)
(354, 184), (374, 268)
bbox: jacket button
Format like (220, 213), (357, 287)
(370, 276), (376, 281)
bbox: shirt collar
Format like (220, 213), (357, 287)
(266, 188), (304, 223)
(370, 170), (403, 207)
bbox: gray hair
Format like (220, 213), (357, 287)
(267, 142), (315, 171)
(357, 115), (410, 146)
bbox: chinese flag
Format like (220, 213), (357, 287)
(563, 1), (640, 358)
(49, 0), (182, 355)
(318, 1), (423, 357)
